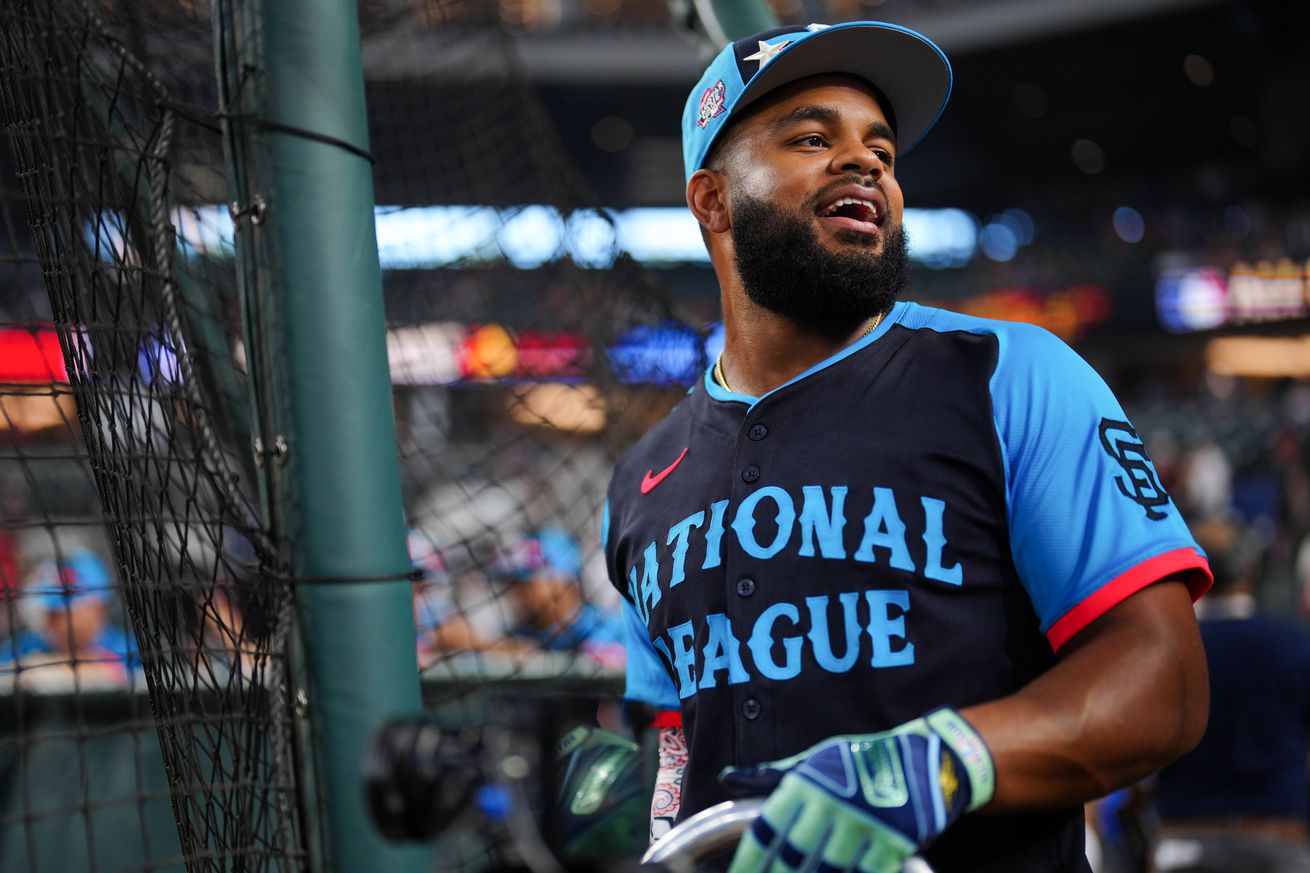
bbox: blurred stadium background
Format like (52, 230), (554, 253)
(0, 0), (1306, 871)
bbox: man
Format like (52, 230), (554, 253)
(601, 21), (1213, 873)
(497, 528), (624, 664)
(408, 527), (488, 659)
(1, 549), (133, 692)
(1153, 519), (1310, 873)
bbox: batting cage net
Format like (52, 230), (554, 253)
(0, 0), (301, 870)
(0, 0), (687, 870)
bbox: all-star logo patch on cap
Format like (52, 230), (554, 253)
(681, 21), (952, 182)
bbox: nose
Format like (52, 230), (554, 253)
(830, 140), (885, 177)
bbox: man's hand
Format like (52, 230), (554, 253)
(720, 709), (994, 873)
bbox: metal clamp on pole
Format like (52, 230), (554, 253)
(228, 194), (267, 226)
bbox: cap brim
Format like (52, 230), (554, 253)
(733, 22), (951, 155)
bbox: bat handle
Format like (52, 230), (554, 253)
(639, 797), (935, 872)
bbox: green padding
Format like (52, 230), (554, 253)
(245, 0), (427, 869)
(708, 0), (778, 42)
(0, 724), (183, 873)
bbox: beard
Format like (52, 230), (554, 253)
(730, 192), (910, 332)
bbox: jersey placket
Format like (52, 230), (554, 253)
(722, 394), (777, 769)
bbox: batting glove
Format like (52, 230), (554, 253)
(719, 708), (994, 873)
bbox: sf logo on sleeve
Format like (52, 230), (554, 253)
(1099, 419), (1171, 520)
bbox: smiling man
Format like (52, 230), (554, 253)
(602, 22), (1214, 873)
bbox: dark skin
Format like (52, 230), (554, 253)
(964, 580), (1207, 809)
(687, 73), (1208, 811)
(688, 75), (905, 398)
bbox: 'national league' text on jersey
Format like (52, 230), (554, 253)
(603, 301), (1211, 873)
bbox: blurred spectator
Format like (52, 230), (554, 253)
(1124, 377), (1310, 616)
(1087, 783), (1162, 873)
(196, 583), (258, 678)
(1152, 518), (1310, 873)
(495, 527), (623, 665)
(0, 550), (135, 692)
(0, 533), (19, 641)
(409, 529), (489, 661)
(1294, 536), (1310, 618)
(160, 525), (264, 680)
(0, 490), (28, 640)
(1175, 440), (1232, 519)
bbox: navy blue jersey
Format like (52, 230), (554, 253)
(1156, 610), (1310, 820)
(603, 301), (1211, 872)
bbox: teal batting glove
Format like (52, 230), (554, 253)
(720, 708), (994, 873)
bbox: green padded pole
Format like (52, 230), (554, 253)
(689, 0), (777, 48)
(239, 2), (426, 870)
(709, 0), (777, 41)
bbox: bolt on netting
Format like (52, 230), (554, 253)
(0, 0), (695, 870)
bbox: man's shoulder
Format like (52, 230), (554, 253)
(896, 300), (1067, 349)
(892, 301), (1084, 386)
(610, 384), (701, 489)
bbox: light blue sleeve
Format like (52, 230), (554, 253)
(991, 323), (1210, 648)
(600, 498), (610, 558)
(621, 597), (680, 709)
(603, 497), (680, 709)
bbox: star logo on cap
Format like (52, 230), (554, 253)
(805, 22), (829, 31)
(743, 39), (790, 70)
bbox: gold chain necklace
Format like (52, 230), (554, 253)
(713, 311), (886, 394)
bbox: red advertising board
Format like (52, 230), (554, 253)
(0, 328), (69, 383)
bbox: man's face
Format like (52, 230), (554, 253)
(709, 76), (911, 328)
(725, 76), (904, 248)
(44, 600), (107, 654)
(511, 574), (580, 628)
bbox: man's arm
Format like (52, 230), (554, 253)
(724, 576), (1207, 873)
(963, 576), (1208, 809)
(651, 725), (689, 843)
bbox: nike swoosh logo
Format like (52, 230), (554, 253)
(640, 448), (688, 495)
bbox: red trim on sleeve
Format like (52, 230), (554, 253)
(1046, 547), (1213, 653)
(650, 709), (683, 728)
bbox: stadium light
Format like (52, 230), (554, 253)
(166, 204), (986, 270)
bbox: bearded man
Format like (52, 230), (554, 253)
(602, 21), (1213, 873)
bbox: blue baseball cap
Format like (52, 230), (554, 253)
(500, 528), (582, 582)
(682, 22), (952, 182)
(26, 550), (113, 611)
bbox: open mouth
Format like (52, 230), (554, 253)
(816, 194), (882, 235)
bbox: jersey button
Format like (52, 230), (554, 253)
(742, 464), (761, 483)
(741, 698), (762, 720)
(736, 577), (756, 597)
(748, 424), (769, 441)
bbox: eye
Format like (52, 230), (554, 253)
(871, 148), (894, 166)
(793, 134), (827, 149)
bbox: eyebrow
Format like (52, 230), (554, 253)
(768, 105), (897, 144)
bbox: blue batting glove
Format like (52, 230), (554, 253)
(720, 708), (994, 873)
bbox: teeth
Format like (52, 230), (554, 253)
(820, 196), (880, 220)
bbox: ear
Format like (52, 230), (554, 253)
(687, 168), (731, 235)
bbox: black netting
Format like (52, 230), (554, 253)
(0, 0), (690, 870)
(0, 1), (301, 870)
